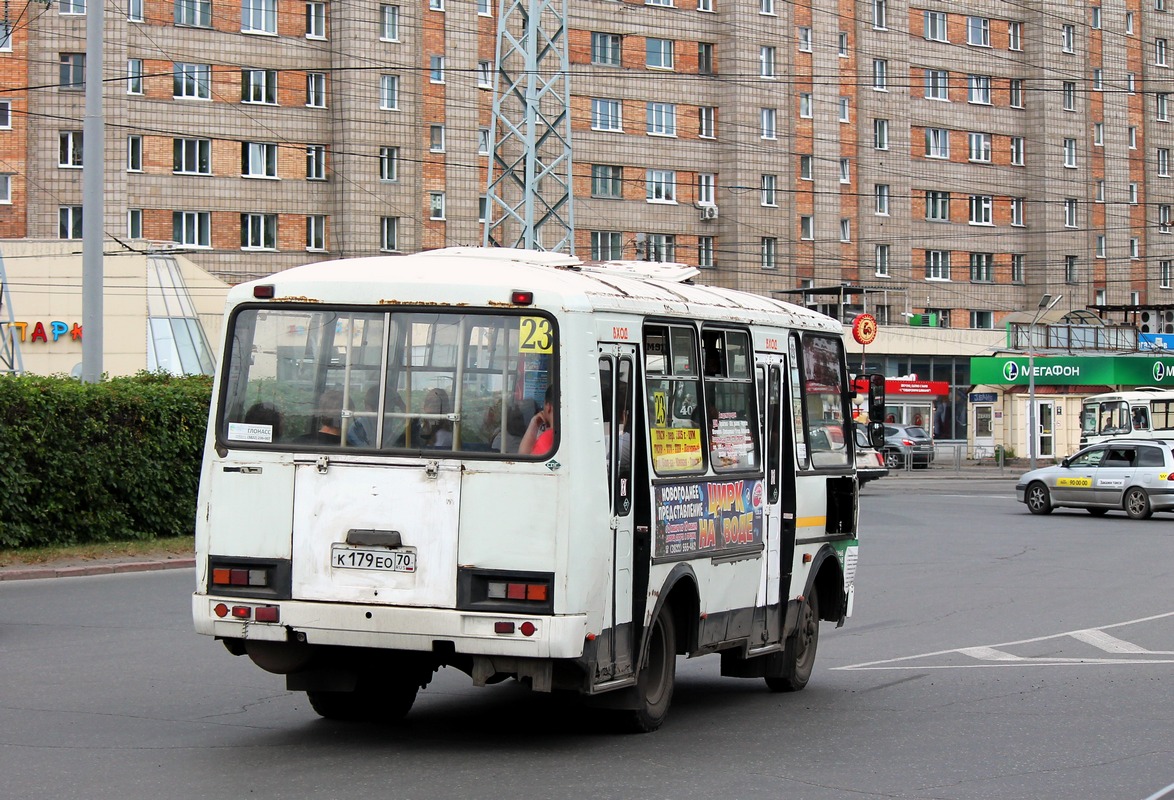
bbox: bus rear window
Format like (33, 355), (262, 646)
(219, 308), (556, 457)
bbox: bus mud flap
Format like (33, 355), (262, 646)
(472, 656), (553, 692)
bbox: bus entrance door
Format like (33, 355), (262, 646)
(756, 354), (793, 644)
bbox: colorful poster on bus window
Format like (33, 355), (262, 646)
(654, 479), (764, 558)
(650, 428), (703, 472)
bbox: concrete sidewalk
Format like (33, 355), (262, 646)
(0, 555), (195, 582)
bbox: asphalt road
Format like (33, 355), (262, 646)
(0, 476), (1171, 800)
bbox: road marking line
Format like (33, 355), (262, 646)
(959, 646), (1022, 661)
(1069, 628), (1172, 654)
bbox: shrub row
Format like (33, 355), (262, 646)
(0, 373), (212, 548)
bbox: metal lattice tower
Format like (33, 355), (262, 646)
(483, 0), (574, 254)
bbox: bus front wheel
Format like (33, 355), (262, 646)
(767, 591), (819, 693)
(625, 610), (676, 733)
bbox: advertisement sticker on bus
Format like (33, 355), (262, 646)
(654, 479), (764, 558)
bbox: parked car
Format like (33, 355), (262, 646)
(854, 424), (889, 484)
(882, 424), (935, 469)
(1016, 438), (1174, 520)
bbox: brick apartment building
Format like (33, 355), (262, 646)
(1, 0), (1172, 440)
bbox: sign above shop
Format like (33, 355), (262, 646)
(969, 392), (998, 403)
(887, 379), (949, 396)
(971, 355), (1174, 386)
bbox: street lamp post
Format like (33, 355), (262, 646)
(1028, 293), (1062, 469)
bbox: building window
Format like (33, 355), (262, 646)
(1162, 261), (1172, 289)
(307, 73), (326, 107)
(648, 233), (676, 261)
(1062, 256), (1078, 283)
(1096, 236), (1107, 257)
(128, 0), (144, 22)
(379, 5), (399, 40)
(874, 118), (889, 150)
(127, 135), (143, 172)
(306, 2), (326, 38)
(761, 237), (777, 269)
(429, 192), (446, 220)
(1009, 21), (1022, 50)
(478, 61), (493, 88)
(242, 142), (278, 178)
(1159, 93), (1170, 121)
(875, 244), (890, 277)
(800, 216), (814, 240)
(127, 59), (143, 94)
(1128, 73), (1137, 93)
(306, 145), (327, 180)
(969, 195), (993, 225)
(592, 32), (621, 66)
(306, 215), (326, 251)
(1132, 238), (1141, 258)
(646, 169), (676, 202)
(761, 108), (777, 139)
(970, 311), (993, 329)
(697, 0), (712, 12)
(1009, 79), (1024, 108)
(1093, 69), (1103, 90)
(1159, 38), (1169, 65)
(478, 196), (488, 223)
(59, 131), (84, 168)
(1094, 122), (1104, 146)
(925, 69), (948, 100)
(968, 132), (992, 162)
(760, 0), (774, 14)
(799, 93), (813, 118)
(60, 53), (85, 90)
(175, 0), (211, 27)
(591, 231), (624, 260)
(646, 38), (674, 70)
(839, 158), (850, 183)
(925, 250), (950, 280)
(1160, 148), (1171, 176)
(1011, 254), (1024, 283)
(761, 174), (777, 206)
(840, 219), (851, 242)
(1011, 197), (1025, 226)
(1064, 198), (1079, 227)
(0, 174), (11, 203)
(242, 69), (277, 104)
(800, 155), (813, 180)
(698, 42), (714, 75)
(875, 184), (890, 215)
(1096, 180), (1105, 202)
(1011, 136), (1025, 165)
(873, 0), (887, 27)
(925, 127), (949, 158)
(592, 164), (623, 198)
(698, 236), (714, 268)
(380, 75), (399, 110)
(379, 146), (399, 181)
(174, 138), (211, 174)
(1063, 138), (1077, 168)
(967, 16), (990, 47)
(242, 0), (278, 34)
(1130, 127), (1138, 149)
(430, 124), (445, 152)
(1091, 7), (1102, 28)
(592, 98), (622, 131)
(839, 96), (850, 122)
(697, 173), (715, 205)
(173, 211), (211, 248)
(699, 106), (716, 138)
(59, 206), (83, 240)
(127, 208), (143, 238)
(838, 31), (849, 56)
(380, 217), (399, 251)
(478, 127), (491, 155)
(646, 102), (677, 136)
(0, 101), (8, 129)
(430, 55), (445, 83)
(1128, 12), (1135, 34)
(1161, 205), (1172, 233)
(241, 213), (278, 249)
(174, 63), (211, 99)
(968, 75), (992, 104)
(873, 59), (887, 89)
(925, 12), (947, 42)
(796, 29), (811, 54)
(761, 46), (777, 77)
(926, 190), (950, 221)
(1063, 81), (1076, 111)
(430, 0), (444, 10)
(969, 253), (994, 282)
(1062, 23), (1075, 53)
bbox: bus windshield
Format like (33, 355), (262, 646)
(218, 307), (556, 456)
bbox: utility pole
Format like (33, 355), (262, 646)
(484, 0), (574, 253)
(81, 0), (104, 382)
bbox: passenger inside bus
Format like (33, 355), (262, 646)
(418, 388), (454, 449)
(244, 402), (284, 442)
(296, 390), (344, 446)
(520, 385), (556, 456)
(1133, 407), (1150, 430)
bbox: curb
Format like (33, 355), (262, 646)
(0, 558), (195, 582)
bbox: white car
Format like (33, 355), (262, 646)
(855, 425), (889, 485)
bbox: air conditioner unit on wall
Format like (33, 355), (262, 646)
(700, 205), (719, 221)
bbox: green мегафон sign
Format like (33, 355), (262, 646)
(970, 356), (1174, 386)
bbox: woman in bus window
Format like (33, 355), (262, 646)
(520, 386), (556, 457)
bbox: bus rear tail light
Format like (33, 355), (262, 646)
(212, 567), (269, 588)
(206, 558), (292, 599)
(488, 580), (549, 602)
(458, 568), (555, 614)
(212, 602), (280, 623)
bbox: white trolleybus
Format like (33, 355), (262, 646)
(193, 247), (884, 732)
(1080, 388), (1174, 446)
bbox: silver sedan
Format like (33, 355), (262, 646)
(1016, 439), (1174, 520)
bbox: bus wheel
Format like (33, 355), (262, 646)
(307, 676), (419, 722)
(1025, 482), (1053, 515)
(767, 591), (819, 693)
(1124, 487), (1153, 520)
(625, 610), (676, 733)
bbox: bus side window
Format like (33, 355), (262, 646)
(1132, 406), (1149, 430)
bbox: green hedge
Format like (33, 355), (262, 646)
(0, 373), (213, 548)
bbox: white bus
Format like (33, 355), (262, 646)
(192, 247), (882, 732)
(1080, 388), (1174, 446)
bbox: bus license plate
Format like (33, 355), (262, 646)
(331, 544), (416, 573)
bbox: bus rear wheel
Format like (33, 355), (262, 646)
(307, 674), (420, 722)
(767, 591), (819, 693)
(624, 609), (676, 733)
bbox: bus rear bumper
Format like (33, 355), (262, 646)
(192, 594), (589, 660)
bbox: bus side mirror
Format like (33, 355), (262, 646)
(867, 374), (886, 449)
